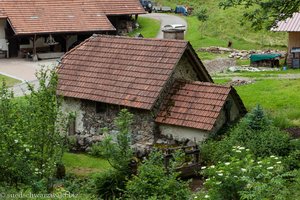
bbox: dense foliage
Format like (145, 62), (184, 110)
(198, 106), (300, 199)
(195, 146), (300, 200)
(125, 150), (191, 200)
(91, 109), (134, 199)
(0, 68), (67, 190)
(99, 109), (134, 173)
(201, 105), (291, 164)
(220, 0), (300, 30)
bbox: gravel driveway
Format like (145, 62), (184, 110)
(141, 13), (187, 39)
(0, 58), (58, 96)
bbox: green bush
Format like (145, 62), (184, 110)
(91, 109), (134, 199)
(62, 174), (93, 195)
(284, 149), (300, 170)
(125, 151), (191, 200)
(193, 7), (209, 22)
(196, 146), (294, 200)
(290, 139), (300, 150)
(0, 68), (67, 189)
(99, 109), (134, 173)
(92, 169), (126, 199)
(89, 142), (102, 157)
(201, 106), (291, 164)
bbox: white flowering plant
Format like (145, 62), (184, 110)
(194, 146), (291, 200)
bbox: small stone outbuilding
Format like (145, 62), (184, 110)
(57, 35), (246, 151)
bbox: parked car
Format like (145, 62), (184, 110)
(140, 0), (153, 13)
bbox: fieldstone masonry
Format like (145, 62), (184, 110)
(62, 98), (156, 152)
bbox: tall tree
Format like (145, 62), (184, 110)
(219, 0), (300, 30)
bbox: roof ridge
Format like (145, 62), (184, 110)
(92, 34), (189, 43)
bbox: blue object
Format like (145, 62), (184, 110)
(175, 6), (188, 16)
(283, 66), (287, 71)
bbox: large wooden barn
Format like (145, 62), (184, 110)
(0, 0), (145, 60)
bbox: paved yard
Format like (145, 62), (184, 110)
(0, 58), (58, 81)
(141, 13), (187, 39)
(0, 58), (59, 96)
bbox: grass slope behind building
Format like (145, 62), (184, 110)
(156, 0), (287, 51)
(236, 79), (300, 128)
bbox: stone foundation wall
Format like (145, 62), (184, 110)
(61, 98), (155, 152)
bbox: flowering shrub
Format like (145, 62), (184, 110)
(194, 146), (291, 200)
(200, 106), (291, 165)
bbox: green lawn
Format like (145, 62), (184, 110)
(213, 78), (231, 84)
(236, 79), (300, 128)
(128, 17), (160, 38)
(63, 153), (111, 176)
(0, 74), (22, 87)
(213, 69), (300, 79)
(185, 16), (286, 51)
(197, 51), (230, 61)
(156, 0), (287, 61)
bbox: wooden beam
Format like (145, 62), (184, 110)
(32, 34), (38, 61)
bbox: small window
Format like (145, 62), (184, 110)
(96, 102), (107, 113)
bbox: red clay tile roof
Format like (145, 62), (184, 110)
(272, 13), (300, 32)
(57, 35), (189, 110)
(0, 11), (6, 18)
(97, 0), (146, 15)
(0, 0), (145, 35)
(155, 81), (233, 131)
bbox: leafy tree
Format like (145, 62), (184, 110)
(219, 0), (300, 30)
(99, 109), (134, 173)
(0, 68), (67, 189)
(125, 150), (191, 200)
(92, 109), (134, 199)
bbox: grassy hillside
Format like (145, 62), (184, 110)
(155, 0), (287, 51)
